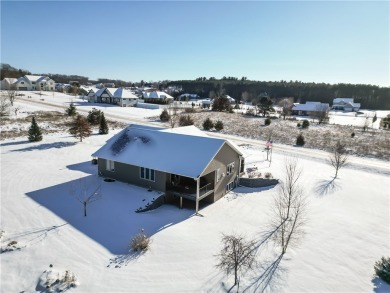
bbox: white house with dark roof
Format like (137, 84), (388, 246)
(292, 101), (329, 116)
(1, 75), (55, 91)
(92, 124), (244, 212)
(332, 98), (361, 112)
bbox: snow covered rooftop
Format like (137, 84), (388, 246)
(333, 98), (354, 104)
(3, 78), (17, 84)
(147, 91), (174, 100)
(113, 88), (139, 99)
(25, 75), (46, 82)
(92, 125), (242, 178)
(292, 102), (329, 112)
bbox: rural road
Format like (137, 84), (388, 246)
(17, 97), (390, 176)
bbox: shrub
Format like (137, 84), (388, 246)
(179, 115), (194, 126)
(159, 109), (170, 122)
(264, 172), (272, 179)
(7, 240), (17, 246)
(130, 229), (150, 252)
(302, 119), (310, 128)
(296, 133), (305, 146)
(351, 132), (355, 138)
(297, 122), (301, 128)
(203, 118), (214, 130)
(374, 257), (390, 284)
(184, 107), (196, 113)
(87, 108), (102, 125)
(215, 120), (224, 131)
(264, 118), (271, 126)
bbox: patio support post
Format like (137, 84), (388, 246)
(195, 177), (200, 213)
(180, 196), (183, 209)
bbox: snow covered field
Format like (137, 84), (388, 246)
(1, 128), (389, 292)
(1, 92), (389, 292)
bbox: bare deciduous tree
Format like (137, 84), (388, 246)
(329, 141), (349, 178)
(362, 114), (370, 132)
(6, 84), (18, 106)
(310, 104), (329, 124)
(271, 158), (306, 254)
(278, 98), (293, 120)
(0, 95), (10, 117)
(168, 105), (179, 128)
(70, 177), (102, 217)
(216, 234), (256, 289)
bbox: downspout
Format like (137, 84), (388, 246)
(195, 177), (200, 214)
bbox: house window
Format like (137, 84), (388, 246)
(227, 162), (235, 175)
(32, 82), (36, 84)
(106, 160), (115, 171)
(21, 81), (25, 84)
(226, 181), (234, 191)
(240, 158), (245, 173)
(140, 167), (155, 182)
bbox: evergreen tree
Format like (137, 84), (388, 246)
(296, 133), (305, 146)
(99, 113), (109, 134)
(66, 103), (77, 117)
(212, 96), (231, 112)
(203, 118), (214, 130)
(257, 96), (273, 117)
(69, 115), (92, 142)
(159, 109), (170, 122)
(87, 108), (102, 125)
(28, 116), (43, 142)
(215, 120), (224, 131)
(302, 119), (310, 128)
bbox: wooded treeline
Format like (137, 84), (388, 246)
(2, 63), (388, 109)
(169, 80), (390, 110)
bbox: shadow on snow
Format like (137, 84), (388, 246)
(10, 141), (77, 152)
(372, 276), (390, 293)
(313, 177), (342, 197)
(25, 174), (193, 256)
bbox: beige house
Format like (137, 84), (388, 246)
(92, 125), (244, 212)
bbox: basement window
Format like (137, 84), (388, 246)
(140, 167), (155, 182)
(106, 160), (115, 172)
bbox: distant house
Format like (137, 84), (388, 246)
(179, 93), (200, 100)
(0, 78), (18, 90)
(143, 91), (174, 104)
(1, 75), (55, 91)
(332, 98), (361, 112)
(292, 102), (329, 116)
(104, 82), (115, 88)
(89, 87), (138, 107)
(92, 124), (244, 212)
(226, 95), (236, 104)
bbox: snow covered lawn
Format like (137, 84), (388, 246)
(1, 131), (389, 292)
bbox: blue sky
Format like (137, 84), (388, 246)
(1, 1), (389, 86)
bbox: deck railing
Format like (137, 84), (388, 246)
(199, 183), (213, 196)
